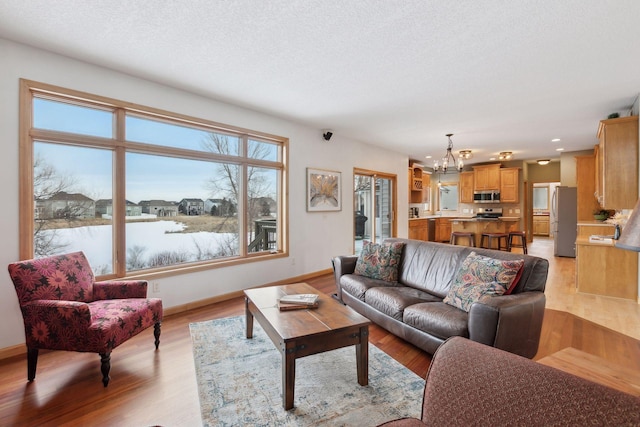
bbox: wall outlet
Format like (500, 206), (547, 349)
(290, 257), (296, 266)
(515, 209), (521, 214)
(509, 209), (513, 214)
(152, 282), (160, 293)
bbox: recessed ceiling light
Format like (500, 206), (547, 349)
(425, 155), (432, 159)
(556, 148), (564, 151)
(551, 138), (561, 142)
(489, 157), (496, 161)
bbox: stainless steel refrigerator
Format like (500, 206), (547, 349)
(552, 186), (577, 257)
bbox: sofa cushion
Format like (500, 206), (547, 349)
(341, 274), (399, 301)
(354, 240), (404, 282)
(443, 252), (524, 312)
(403, 302), (469, 339)
(365, 286), (441, 321)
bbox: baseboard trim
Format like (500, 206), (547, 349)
(0, 268), (333, 361)
(0, 344), (26, 361)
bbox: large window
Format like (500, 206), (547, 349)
(21, 80), (288, 279)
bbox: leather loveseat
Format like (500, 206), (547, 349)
(332, 238), (548, 358)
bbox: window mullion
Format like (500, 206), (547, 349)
(113, 108), (127, 276)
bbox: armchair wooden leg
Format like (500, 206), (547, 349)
(100, 352), (111, 387)
(27, 347), (38, 381)
(154, 322), (161, 349)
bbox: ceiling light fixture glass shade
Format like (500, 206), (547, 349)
(498, 151), (513, 161)
(537, 159), (550, 165)
(458, 149), (473, 160)
(433, 134), (464, 173)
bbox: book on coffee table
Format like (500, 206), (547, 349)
(277, 301), (319, 311)
(278, 293), (319, 306)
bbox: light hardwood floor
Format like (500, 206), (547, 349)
(1, 238), (639, 426)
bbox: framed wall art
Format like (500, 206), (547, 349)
(307, 168), (341, 212)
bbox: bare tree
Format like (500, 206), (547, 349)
(33, 154), (77, 256)
(33, 154), (76, 201)
(201, 133), (275, 243)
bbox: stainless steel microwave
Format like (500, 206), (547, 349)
(473, 191), (500, 203)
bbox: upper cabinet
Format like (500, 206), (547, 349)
(459, 171), (474, 203)
(473, 164), (501, 191)
(409, 165), (430, 204)
(499, 168), (519, 203)
(596, 116), (638, 209)
(409, 166), (423, 203)
(575, 154), (600, 222)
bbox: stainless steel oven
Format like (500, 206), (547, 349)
(473, 191), (500, 203)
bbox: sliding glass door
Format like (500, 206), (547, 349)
(354, 169), (396, 254)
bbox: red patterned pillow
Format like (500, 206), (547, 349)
(354, 240), (405, 282)
(443, 252), (524, 312)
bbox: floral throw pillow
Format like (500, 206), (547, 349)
(443, 252), (524, 312)
(354, 240), (405, 282)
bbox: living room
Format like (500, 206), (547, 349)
(1, 2), (640, 425)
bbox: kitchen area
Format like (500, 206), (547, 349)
(407, 114), (639, 302)
(408, 162), (525, 245)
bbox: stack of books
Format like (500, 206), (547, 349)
(277, 293), (320, 311)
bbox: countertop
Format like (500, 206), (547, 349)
(577, 220), (616, 226)
(452, 217), (521, 222)
(410, 215), (520, 221)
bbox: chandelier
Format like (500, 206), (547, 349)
(433, 134), (464, 173)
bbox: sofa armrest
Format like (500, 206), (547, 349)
(93, 280), (148, 300)
(21, 300), (92, 346)
(332, 255), (358, 302)
(468, 291), (546, 358)
(421, 337), (640, 426)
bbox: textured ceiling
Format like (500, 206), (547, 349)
(1, 0), (639, 165)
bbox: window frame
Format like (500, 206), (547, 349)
(19, 79), (289, 280)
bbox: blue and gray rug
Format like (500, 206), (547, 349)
(189, 316), (425, 426)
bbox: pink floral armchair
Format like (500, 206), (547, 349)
(8, 251), (163, 386)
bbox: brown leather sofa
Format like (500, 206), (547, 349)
(378, 337), (640, 426)
(332, 238), (548, 358)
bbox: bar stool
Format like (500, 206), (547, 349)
(508, 231), (528, 254)
(480, 232), (509, 251)
(450, 232), (475, 247)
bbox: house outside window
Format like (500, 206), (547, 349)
(20, 79), (288, 278)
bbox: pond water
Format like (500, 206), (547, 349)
(43, 220), (234, 273)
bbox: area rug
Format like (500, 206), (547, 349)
(189, 316), (425, 426)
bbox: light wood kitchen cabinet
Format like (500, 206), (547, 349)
(499, 168), (519, 203)
(575, 154), (600, 222)
(596, 116), (638, 209)
(409, 166), (424, 204)
(473, 164), (501, 191)
(435, 218), (452, 242)
(408, 219), (429, 241)
(533, 215), (549, 236)
(576, 223), (638, 301)
(459, 171), (474, 203)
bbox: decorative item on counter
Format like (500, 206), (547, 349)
(593, 209), (610, 221)
(614, 224), (621, 240)
(607, 112), (620, 119)
(605, 210), (630, 230)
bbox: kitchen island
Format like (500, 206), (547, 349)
(451, 217), (521, 248)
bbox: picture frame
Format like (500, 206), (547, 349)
(306, 168), (342, 212)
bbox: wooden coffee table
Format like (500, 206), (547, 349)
(244, 282), (371, 410)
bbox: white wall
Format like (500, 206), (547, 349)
(0, 38), (409, 349)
